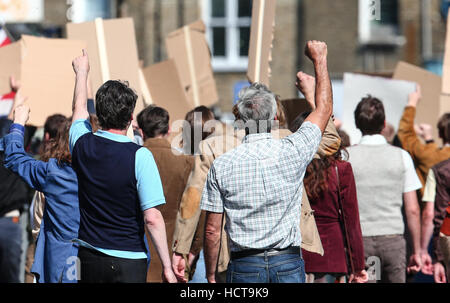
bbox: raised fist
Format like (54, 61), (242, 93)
(305, 40), (328, 63)
(72, 49), (90, 75)
(296, 72), (316, 109)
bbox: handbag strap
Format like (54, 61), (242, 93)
(335, 164), (355, 275)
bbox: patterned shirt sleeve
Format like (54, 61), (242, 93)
(283, 121), (322, 163)
(200, 163), (224, 213)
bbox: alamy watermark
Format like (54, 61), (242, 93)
(368, 0), (381, 21)
(366, 256), (381, 281)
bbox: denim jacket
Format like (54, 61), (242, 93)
(1, 125), (79, 283)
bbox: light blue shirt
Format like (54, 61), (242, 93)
(69, 119), (166, 259)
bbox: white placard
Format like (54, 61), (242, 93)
(342, 73), (416, 145)
(0, 0), (44, 23)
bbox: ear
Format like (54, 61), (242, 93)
(44, 132), (50, 141)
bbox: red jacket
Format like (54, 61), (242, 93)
(302, 160), (365, 274)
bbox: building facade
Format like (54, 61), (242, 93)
(18, 0), (450, 113)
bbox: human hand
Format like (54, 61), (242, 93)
(420, 252), (433, 276)
(414, 124), (433, 142)
(188, 251), (198, 268)
(305, 40), (328, 63)
(433, 262), (447, 283)
(207, 273), (217, 284)
(408, 84), (422, 108)
(172, 252), (188, 283)
(10, 76), (21, 93)
(72, 49), (90, 76)
(162, 266), (178, 283)
(296, 72), (316, 110)
(349, 270), (369, 283)
(407, 253), (422, 275)
(13, 104), (30, 126)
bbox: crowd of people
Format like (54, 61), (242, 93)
(0, 41), (449, 284)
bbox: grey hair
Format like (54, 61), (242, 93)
(237, 83), (278, 124)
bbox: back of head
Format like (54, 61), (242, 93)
(354, 95), (385, 136)
(438, 113), (450, 144)
(44, 114), (68, 140)
(183, 106), (215, 155)
(95, 80), (138, 130)
(237, 83), (278, 133)
(41, 119), (72, 165)
(137, 106), (170, 139)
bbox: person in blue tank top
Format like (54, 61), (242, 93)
(0, 102), (80, 283)
(69, 50), (177, 283)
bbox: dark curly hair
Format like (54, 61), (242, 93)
(95, 80), (138, 130)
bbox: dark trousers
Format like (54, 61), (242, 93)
(363, 235), (406, 283)
(0, 217), (22, 283)
(78, 246), (147, 283)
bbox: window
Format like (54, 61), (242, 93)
(202, 0), (252, 72)
(67, 0), (117, 23)
(358, 0), (405, 46)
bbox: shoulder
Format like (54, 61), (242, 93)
(136, 147), (155, 162)
(70, 119), (92, 135)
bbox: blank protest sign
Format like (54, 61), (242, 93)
(342, 73), (416, 145)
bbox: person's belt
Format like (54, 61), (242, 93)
(231, 246), (301, 260)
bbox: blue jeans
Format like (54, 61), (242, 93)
(227, 253), (305, 283)
(0, 217), (22, 283)
(189, 250), (208, 283)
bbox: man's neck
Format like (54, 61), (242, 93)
(102, 128), (128, 136)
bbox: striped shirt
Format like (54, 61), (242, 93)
(201, 122), (322, 252)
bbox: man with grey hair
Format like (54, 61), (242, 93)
(201, 41), (333, 283)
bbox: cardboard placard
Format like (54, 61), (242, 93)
(142, 60), (193, 123)
(66, 18), (144, 117)
(440, 94), (450, 117)
(443, 8), (450, 95)
(247, 0), (277, 87)
(393, 61), (442, 140)
(18, 35), (87, 126)
(165, 20), (218, 108)
(342, 73), (416, 145)
(0, 42), (22, 95)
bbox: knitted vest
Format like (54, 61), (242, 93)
(72, 133), (146, 252)
(347, 144), (405, 237)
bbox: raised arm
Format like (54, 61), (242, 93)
(296, 72), (341, 156)
(398, 85), (435, 164)
(71, 49), (90, 123)
(3, 105), (48, 192)
(301, 41), (333, 133)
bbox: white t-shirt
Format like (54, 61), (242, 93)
(359, 135), (422, 193)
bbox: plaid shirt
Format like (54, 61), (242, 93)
(201, 122), (322, 252)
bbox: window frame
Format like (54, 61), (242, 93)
(202, 0), (252, 72)
(358, 0), (404, 46)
